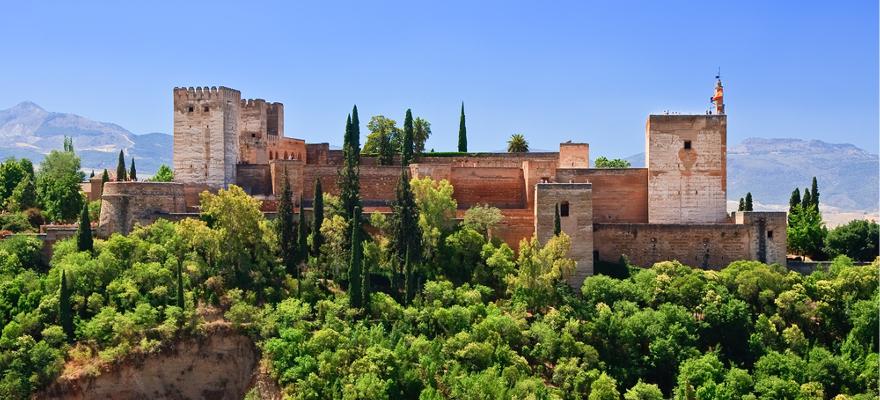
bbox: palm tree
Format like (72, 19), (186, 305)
(507, 134), (529, 153)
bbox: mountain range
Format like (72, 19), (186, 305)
(1, 101), (877, 213)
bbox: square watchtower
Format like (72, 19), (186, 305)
(172, 86), (241, 188)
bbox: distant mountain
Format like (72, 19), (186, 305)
(623, 138), (879, 213)
(0, 102), (171, 174)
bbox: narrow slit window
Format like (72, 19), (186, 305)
(187, 106), (194, 113)
(560, 201), (570, 217)
(684, 140), (692, 150)
(767, 230), (774, 239)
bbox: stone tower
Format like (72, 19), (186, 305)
(645, 114), (727, 223)
(172, 86), (241, 188)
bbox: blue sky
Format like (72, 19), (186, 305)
(1, 1), (877, 157)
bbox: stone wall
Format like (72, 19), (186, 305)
(559, 143), (590, 168)
(236, 164), (272, 196)
(451, 167), (525, 208)
(98, 182), (186, 237)
(556, 168), (649, 223)
(239, 99), (269, 165)
(735, 211), (788, 266)
(493, 208), (535, 250)
(535, 183), (593, 288)
(646, 115), (727, 224)
(173, 87), (241, 188)
(269, 160), (305, 205)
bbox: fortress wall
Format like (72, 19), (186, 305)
(735, 211), (788, 266)
(172, 87), (241, 188)
(594, 223), (753, 268)
(493, 209), (535, 250)
(523, 160), (558, 208)
(98, 182), (186, 237)
(268, 136), (306, 161)
(239, 99), (268, 165)
(555, 168), (649, 223)
(450, 167), (525, 208)
(301, 166), (340, 200)
(306, 143), (330, 165)
(269, 160), (304, 204)
(535, 183), (594, 287)
(236, 164), (273, 196)
(410, 163), (453, 181)
(559, 143), (590, 168)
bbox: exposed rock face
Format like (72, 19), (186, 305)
(38, 326), (258, 400)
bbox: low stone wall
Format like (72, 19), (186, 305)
(99, 182), (186, 237)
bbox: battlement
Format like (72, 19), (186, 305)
(173, 86), (240, 101)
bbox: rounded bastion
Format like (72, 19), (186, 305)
(98, 182), (186, 237)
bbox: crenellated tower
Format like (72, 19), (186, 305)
(172, 86), (241, 188)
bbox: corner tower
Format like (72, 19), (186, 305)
(173, 86), (241, 188)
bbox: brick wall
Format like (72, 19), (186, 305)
(556, 168), (649, 223)
(559, 143), (590, 168)
(236, 164), (272, 196)
(451, 167), (525, 208)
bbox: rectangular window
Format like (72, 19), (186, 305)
(187, 106), (194, 113)
(684, 140), (692, 150)
(767, 230), (774, 239)
(203, 106), (210, 112)
(560, 201), (570, 217)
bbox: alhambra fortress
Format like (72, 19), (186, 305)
(95, 80), (787, 286)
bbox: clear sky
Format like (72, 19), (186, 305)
(1, 1), (877, 156)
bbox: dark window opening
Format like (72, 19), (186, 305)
(767, 230), (774, 239)
(187, 106), (194, 113)
(560, 201), (570, 217)
(684, 140), (692, 150)
(203, 106), (209, 112)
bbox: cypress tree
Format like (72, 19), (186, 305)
(129, 158), (137, 181)
(176, 260), (184, 309)
(801, 187), (812, 210)
(391, 168), (421, 299)
(810, 177), (819, 208)
(403, 248), (414, 305)
(76, 203), (93, 252)
(339, 114), (361, 220)
(351, 105), (361, 157)
(789, 188), (801, 213)
(458, 102), (467, 152)
(738, 198), (745, 212)
(116, 150), (127, 181)
(362, 232), (371, 307)
(101, 169), (110, 184)
(59, 269), (73, 341)
(348, 206), (363, 309)
(744, 192), (753, 211)
(554, 203), (562, 236)
(277, 171), (297, 277)
(90, 170), (95, 178)
(311, 179), (325, 256)
(402, 109), (414, 165)
(297, 194), (308, 265)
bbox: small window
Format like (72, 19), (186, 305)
(203, 106), (209, 112)
(187, 106), (194, 113)
(684, 140), (692, 150)
(560, 201), (570, 217)
(767, 230), (774, 239)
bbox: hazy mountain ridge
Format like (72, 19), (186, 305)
(0, 101), (170, 174)
(0, 102), (876, 213)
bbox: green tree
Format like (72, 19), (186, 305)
(413, 117), (431, 154)
(151, 164), (174, 182)
(59, 269), (73, 341)
(348, 206), (363, 309)
(507, 133), (529, 153)
(402, 109), (415, 165)
(745, 192), (753, 211)
(89, 170), (95, 178)
(101, 169), (110, 184)
(810, 176), (819, 208)
(787, 204), (826, 258)
(824, 220), (879, 261)
(624, 381), (663, 400)
(801, 187), (811, 210)
(462, 204), (503, 238)
(76, 203), (93, 252)
(0, 158), (27, 204)
(277, 172), (298, 277)
(391, 169), (422, 296)
(554, 203), (562, 236)
(339, 114), (361, 221)
(6, 173), (37, 211)
(789, 188), (801, 213)
(594, 156), (632, 168)
(458, 102), (467, 152)
(312, 178), (325, 257)
(411, 177), (456, 262)
(351, 105), (361, 157)
(297, 194), (308, 265)
(116, 150), (127, 181)
(738, 197), (745, 212)
(129, 157), (137, 181)
(589, 373), (620, 400)
(36, 146), (85, 222)
(176, 259), (184, 309)
(377, 128), (395, 166)
(363, 115), (400, 155)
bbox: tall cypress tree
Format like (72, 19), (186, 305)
(277, 171), (298, 277)
(554, 203), (562, 236)
(789, 188), (801, 213)
(744, 192), (753, 211)
(116, 150), (127, 181)
(403, 248), (414, 306)
(176, 260), (185, 309)
(351, 105), (361, 157)
(458, 102), (467, 152)
(76, 203), (93, 252)
(339, 114), (361, 220)
(801, 187), (812, 210)
(311, 179), (325, 257)
(59, 269), (73, 341)
(810, 177), (819, 208)
(391, 168), (422, 299)
(90, 170), (95, 179)
(738, 198), (745, 212)
(101, 169), (110, 184)
(129, 158), (137, 181)
(402, 109), (414, 165)
(297, 194), (308, 265)
(348, 206), (363, 309)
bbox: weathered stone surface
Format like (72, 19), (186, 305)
(535, 183), (593, 288)
(173, 87), (241, 188)
(98, 182), (186, 237)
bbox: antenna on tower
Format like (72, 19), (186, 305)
(715, 67), (721, 80)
